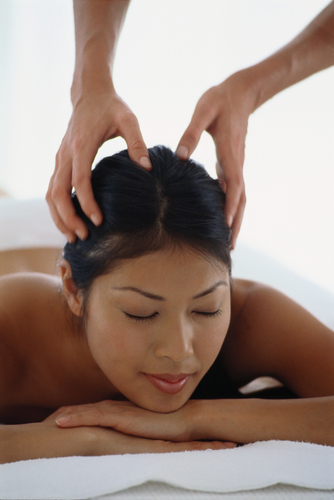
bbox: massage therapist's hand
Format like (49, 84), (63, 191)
(54, 399), (237, 448)
(176, 72), (255, 249)
(46, 88), (151, 243)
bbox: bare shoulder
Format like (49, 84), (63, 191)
(0, 272), (61, 323)
(0, 273), (62, 396)
(224, 278), (334, 396)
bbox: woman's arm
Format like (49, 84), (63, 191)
(53, 395), (334, 447)
(192, 396), (334, 446)
(0, 417), (234, 464)
(243, 0), (334, 111)
(177, 1), (334, 248)
(47, 0), (151, 242)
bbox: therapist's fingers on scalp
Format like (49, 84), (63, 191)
(48, 204), (76, 243)
(224, 179), (246, 248)
(46, 185), (76, 243)
(220, 165), (245, 225)
(71, 149), (103, 228)
(72, 173), (103, 230)
(55, 191), (89, 241)
(47, 154), (88, 240)
(176, 116), (206, 160)
(229, 196), (246, 250)
(120, 113), (152, 170)
(176, 94), (216, 160)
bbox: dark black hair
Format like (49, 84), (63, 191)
(64, 146), (231, 297)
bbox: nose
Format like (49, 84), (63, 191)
(153, 318), (194, 362)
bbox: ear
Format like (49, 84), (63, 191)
(60, 260), (84, 317)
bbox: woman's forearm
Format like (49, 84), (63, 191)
(194, 396), (334, 446)
(0, 422), (98, 464)
(236, 1), (334, 114)
(71, 0), (131, 101)
(1, 416), (231, 464)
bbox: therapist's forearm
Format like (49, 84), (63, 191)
(235, 1), (334, 114)
(71, 0), (131, 102)
(193, 396), (334, 446)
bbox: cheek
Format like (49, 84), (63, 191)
(197, 309), (231, 360)
(197, 326), (227, 361)
(85, 315), (147, 368)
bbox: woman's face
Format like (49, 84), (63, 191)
(84, 247), (231, 413)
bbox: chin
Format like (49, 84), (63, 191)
(134, 393), (190, 414)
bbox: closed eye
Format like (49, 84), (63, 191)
(193, 308), (222, 318)
(124, 312), (159, 322)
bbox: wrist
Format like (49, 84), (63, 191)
(224, 69), (261, 115)
(191, 398), (267, 443)
(71, 65), (115, 107)
(71, 35), (116, 106)
(231, 56), (293, 113)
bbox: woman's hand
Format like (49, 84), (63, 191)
(46, 88), (151, 244)
(54, 399), (236, 447)
(0, 408), (233, 464)
(176, 71), (256, 249)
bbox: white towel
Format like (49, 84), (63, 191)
(1, 441), (333, 499)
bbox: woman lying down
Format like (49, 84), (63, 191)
(1, 146), (333, 464)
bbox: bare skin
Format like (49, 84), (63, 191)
(48, 1), (334, 248)
(0, 248), (333, 464)
(0, 248), (61, 277)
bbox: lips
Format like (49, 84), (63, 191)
(144, 373), (191, 394)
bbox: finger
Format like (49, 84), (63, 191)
(43, 404), (79, 422)
(50, 150), (90, 240)
(56, 403), (115, 428)
(165, 440), (237, 452)
(53, 184), (89, 241)
(230, 190), (246, 249)
(71, 148), (103, 228)
(45, 194), (76, 243)
(46, 183), (76, 243)
(214, 138), (246, 238)
(119, 113), (151, 170)
(224, 178), (246, 248)
(176, 103), (213, 160)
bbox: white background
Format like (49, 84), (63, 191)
(0, 0), (333, 293)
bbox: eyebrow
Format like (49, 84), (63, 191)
(112, 286), (166, 301)
(192, 280), (228, 299)
(112, 280), (228, 302)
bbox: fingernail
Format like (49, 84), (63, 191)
(75, 229), (86, 240)
(139, 156), (151, 169)
(67, 234), (76, 244)
(56, 417), (70, 426)
(224, 442), (237, 449)
(91, 213), (101, 226)
(176, 145), (188, 159)
(226, 215), (233, 228)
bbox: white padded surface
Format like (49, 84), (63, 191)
(1, 441), (334, 500)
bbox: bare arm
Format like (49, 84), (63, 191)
(0, 418), (235, 464)
(177, 1), (334, 248)
(247, 0), (334, 110)
(47, 0), (151, 242)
